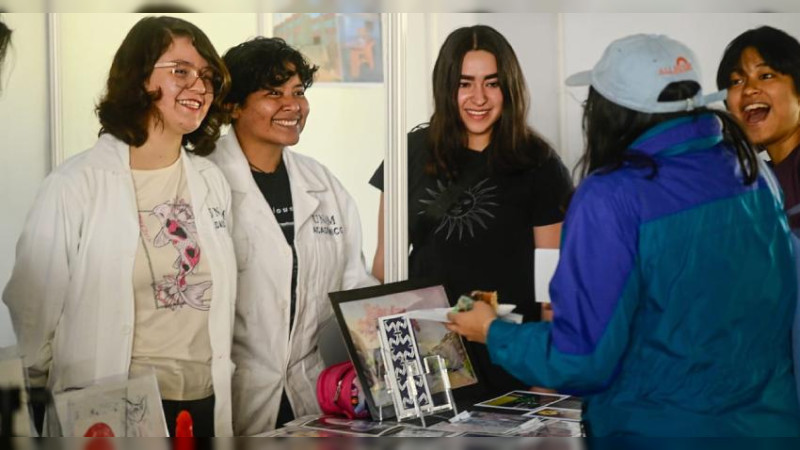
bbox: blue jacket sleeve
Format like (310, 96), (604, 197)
(487, 178), (642, 394)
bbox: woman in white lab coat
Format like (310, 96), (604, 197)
(209, 37), (375, 435)
(3, 16), (236, 436)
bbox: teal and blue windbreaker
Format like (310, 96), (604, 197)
(487, 114), (800, 436)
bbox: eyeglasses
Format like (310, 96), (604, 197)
(153, 60), (219, 94)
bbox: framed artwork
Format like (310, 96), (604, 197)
(329, 279), (478, 419)
(53, 373), (168, 437)
(273, 13), (383, 83)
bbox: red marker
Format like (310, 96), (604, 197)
(174, 410), (194, 450)
(84, 422), (115, 450)
(84, 422), (115, 437)
(175, 410), (193, 437)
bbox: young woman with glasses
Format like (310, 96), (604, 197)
(2, 16), (236, 437)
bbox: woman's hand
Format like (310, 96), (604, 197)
(445, 301), (497, 344)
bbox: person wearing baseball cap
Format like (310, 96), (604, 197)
(448, 34), (800, 436)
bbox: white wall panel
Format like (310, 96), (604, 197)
(0, 13), (49, 347)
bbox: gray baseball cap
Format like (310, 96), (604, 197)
(566, 34), (725, 114)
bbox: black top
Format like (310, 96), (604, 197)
(252, 159), (299, 329)
(771, 144), (800, 230)
(369, 125), (573, 396)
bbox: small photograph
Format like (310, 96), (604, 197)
(279, 414), (320, 428)
(513, 418), (583, 437)
(525, 407), (582, 422)
(260, 426), (351, 437)
(458, 432), (508, 437)
(549, 396), (583, 411)
(475, 390), (566, 412)
(384, 426), (458, 437)
(430, 410), (541, 435)
(301, 416), (401, 436)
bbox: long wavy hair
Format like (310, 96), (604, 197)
(576, 81), (758, 185)
(428, 25), (553, 179)
(96, 16), (231, 156)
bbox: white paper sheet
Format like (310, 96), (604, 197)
(406, 304), (517, 323)
(535, 249), (560, 303)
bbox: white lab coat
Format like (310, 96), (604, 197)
(2, 134), (237, 437)
(209, 130), (376, 436)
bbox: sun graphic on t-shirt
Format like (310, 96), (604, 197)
(419, 178), (499, 240)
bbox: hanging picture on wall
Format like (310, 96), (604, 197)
(273, 13), (383, 83)
(329, 279), (479, 419)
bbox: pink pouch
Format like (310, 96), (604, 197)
(316, 361), (370, 419)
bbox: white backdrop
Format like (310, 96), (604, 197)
(0, 14), (49, 348)
(2, 13), (800, 347)
(561, 13), (800, 171)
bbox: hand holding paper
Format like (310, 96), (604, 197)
(445, 301), (496, 344)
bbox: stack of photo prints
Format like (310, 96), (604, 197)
(261, 390), (583, 437)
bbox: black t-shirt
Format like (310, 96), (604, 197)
(252, 159), (299, 328)
(369, 125), (573, 396)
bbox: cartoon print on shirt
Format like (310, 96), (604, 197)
(418, 178), (499, 240)
(139, 198), (212, 311)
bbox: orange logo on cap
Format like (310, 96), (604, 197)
(659, 57), (692, 75)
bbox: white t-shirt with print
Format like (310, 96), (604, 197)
(129, 157), (214, 401)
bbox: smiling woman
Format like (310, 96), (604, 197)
(2, 16), (237, 437)
(717, 26), (800, 229)
(369, 24), (573, 400)
(207, 37), (377, 435)
(457, 50), (504, 151)
(717, 26), (800, 417)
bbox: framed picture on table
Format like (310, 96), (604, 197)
(328, 279), (479, 419)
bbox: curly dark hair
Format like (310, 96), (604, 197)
(716, 26), (800, 95)
(222, 36), (318, 118)
(96, 16), (231, 156)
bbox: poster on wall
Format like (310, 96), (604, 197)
(273, 13), (383, 83)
